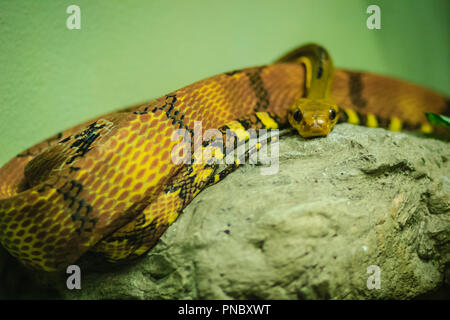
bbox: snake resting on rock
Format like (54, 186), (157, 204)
(0, 44), (448, 271)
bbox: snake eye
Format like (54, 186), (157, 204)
(329, 108), (337, 121)
(293, 110), (303, 122)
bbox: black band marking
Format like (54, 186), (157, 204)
(65, 121), (106, 165)
(347, 71), (368, 108)
(245, 67), (270, 112)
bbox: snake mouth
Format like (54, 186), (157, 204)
(298, 117), (331, 138)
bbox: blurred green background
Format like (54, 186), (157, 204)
(0, 0), (449, 166)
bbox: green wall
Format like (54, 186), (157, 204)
(0, 0), (449, 166)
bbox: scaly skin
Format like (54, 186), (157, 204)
(0, 45), (448, 271)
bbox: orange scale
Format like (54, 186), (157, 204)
(97, 164), (110, 179)
(146, 173), (156, 183)
(158, 163), (168, 174)
(136, 168), (146, 180)
(168, 165), (179, 177)
(102, 151), (115, 164)
(152, 109), (164, 119)
(103, 149), (117, 163)
(197, 94), (206, 102)
(83, 174), (97, 188)
(92, 161), (103, 173)
(150, 118), (159, 128)
(159, 150), (170, 162)
(154, 176), (166, 188)
(122, 177), (133, 189)
(132, 182), (143, 192)
(111, 171), (123, 185)
(162, 128), (173, 137)
(54, 212), (67, 223)
(149, 158), (159, 169)
(91, 214), (107, 229)
(130, 121), (141, 131)
(127, 132), (138, 145)
(117, 191), (129, 202)
(182, 96), (192, 105)
(116, 141), (126, 154)
(102, 199), (116, 211)
(105, 167), (117, 181)
(141, 113), (151, 122)
(121, 145), (132, 157)
(107, 186), (119, 198)
(134, 137), (146, 150)
(191, 110), (201, 121)
(93, 196), (105, 208)
(132, 150), (142, 161)
(126, 163), (137, 175)
(118, 128), (130, 140)
(99, 182), (111, 194)
(83, 148), (102, 161)
(140, 154), (151, 166)
(130, 194), (141, 203)
(83, 157), (98, 172)
(108, 137), (118, 149)
(143, 140), (153, 153)
(159, 120), (171, 132)
(160, 138), (172, 150)
(91, 179), (103, 192)
(150, 134), (161, 147)
(118, 158), (129, 171)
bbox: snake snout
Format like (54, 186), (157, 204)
(299, 115), (331, 138)
(305, 116), (327, 130)
(312, 117), (325, 128)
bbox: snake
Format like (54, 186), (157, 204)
(0, 44), (448, 271)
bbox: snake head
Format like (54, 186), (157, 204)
(288, 98), (339, 138)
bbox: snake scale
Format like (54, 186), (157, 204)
(0, 44), (448, 271)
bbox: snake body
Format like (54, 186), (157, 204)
(0, 44), (448, 271)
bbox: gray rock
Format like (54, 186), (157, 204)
(1, 124), (449, 299)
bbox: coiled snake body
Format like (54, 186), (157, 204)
(0, 44), (448, 271)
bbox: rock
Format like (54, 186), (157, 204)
(1, 123), (449, 299)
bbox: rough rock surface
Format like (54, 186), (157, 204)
(1, 124), (449, 299)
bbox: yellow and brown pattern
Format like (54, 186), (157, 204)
(0, 48), (448, 271)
